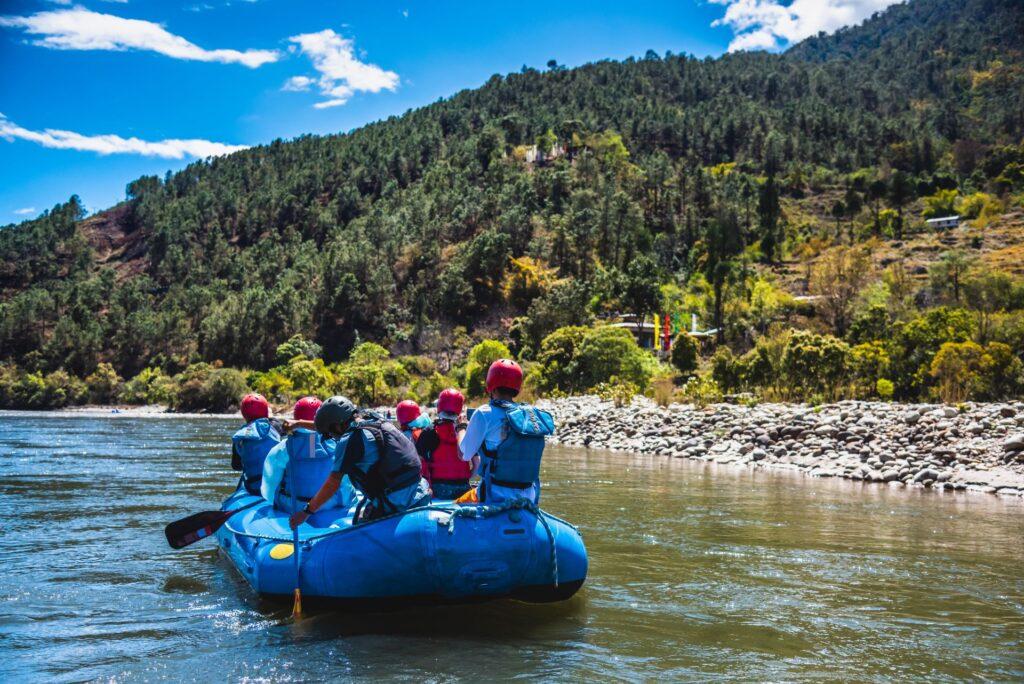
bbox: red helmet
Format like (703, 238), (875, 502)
(240, 393), (270, 422)
(437, 388), (465, 415)
(293, 396), (322, 422)
(396, 400), (420, 427)
(485, 359), (523, 395)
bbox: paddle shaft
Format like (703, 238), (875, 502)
(289, 434), (310, 618)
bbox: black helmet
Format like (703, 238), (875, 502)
(315, 396), (357, 437)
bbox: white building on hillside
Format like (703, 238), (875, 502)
(926, 215), (960, 230)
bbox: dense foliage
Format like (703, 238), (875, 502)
(2, 0), (1024, 409)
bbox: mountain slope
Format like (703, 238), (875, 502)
(1, 0), (1022, 379)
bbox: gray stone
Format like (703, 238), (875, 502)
(1003, 434), (1024, 452)
(880, 469), (901, 482)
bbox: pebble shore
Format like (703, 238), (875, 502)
(538, 396), (1024, 498)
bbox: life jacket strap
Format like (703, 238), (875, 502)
(279, 490), (314, 503)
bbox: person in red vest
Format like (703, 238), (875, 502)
(395, 399), (432, 483)
(414, 388), (474, 500)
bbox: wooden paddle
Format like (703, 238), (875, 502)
(164, 499), (263, 549)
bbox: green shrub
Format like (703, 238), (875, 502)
(576, 326), (652, 393)
(274, 334), (322, 366)
(979, 341), (1024, 399)
(283, 358), (335, 397)
(922, 189), (958, 219)
(887, 307), (975, 399)
(680, 374), (722, 408)
(710, 347), (742, 392)
(204, 368), (250, 412)
(530, 325), (655, 395)
(929, 341), (985, 403)
(955, 192), (1002, 225)
(593, 376), (639, 407)
(174, 363), (212, 411)
(333, 343), (411, 406)
(120, 367), (177, 405)
(348, 342), (391, 365)
(876, 378), (895, 400)
(248, 369), (293, 403)
(925, 339), (1023, 403)
(781, 330), (850, 398)
(408, 371), (453, 405)
(670, 333), (699, 377)
(174, 363), (249, 412)
(84, 363), (123, 404)
(534, 326), (588, 393)
(850, 341), (891, 397)
(397, 355), (438, 377)
(462, 340), (513, 396)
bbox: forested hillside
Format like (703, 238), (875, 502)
(2, 0), (1023, 409)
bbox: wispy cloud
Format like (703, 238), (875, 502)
(287, 29), (398, 108)
(0, 114), (247, 159)
(710, 0), (901, 52)
(13, 207), (37, 216)
(0, 7), (279, 68)
(281, 75), (314, 92)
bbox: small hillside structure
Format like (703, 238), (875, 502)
(522, 143), (566, 165)
(926, 215), (960, 230)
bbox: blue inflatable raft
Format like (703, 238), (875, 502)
(215, 487), (588, 607)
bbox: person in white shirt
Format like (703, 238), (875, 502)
(457, 359), (541, 504)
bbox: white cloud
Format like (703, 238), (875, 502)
(0, 114), (247, 159)
(287, 29), (398, 108)
(281, 75), (314, 91)
(710, 0), (901, 52)
(0, 8), (279, 68)
(14, 207), (37, 216)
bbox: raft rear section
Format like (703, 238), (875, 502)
(215, 490), (587, 608)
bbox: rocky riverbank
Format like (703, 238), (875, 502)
(538, 397), (1024, 498)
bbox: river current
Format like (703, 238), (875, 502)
(0, 412), (1021, 681)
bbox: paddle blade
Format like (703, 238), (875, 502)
(293, 588), (302, 618)
(164, 509), (230, 549)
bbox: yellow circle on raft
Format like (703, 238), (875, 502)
(269, 543), (294, 560)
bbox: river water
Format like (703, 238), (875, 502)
(0, 413), (1022, 682)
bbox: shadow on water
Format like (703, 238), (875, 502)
(1, 413), (1023, 681)
(264, 595), (588, 642)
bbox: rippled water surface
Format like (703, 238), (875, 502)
(1, 412), (1022, 682)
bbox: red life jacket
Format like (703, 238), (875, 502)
(427, 420), (471, 482)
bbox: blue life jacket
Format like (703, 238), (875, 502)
(481, 399), (555, 491)
(274, 429), (340, 511)
(231, 418), (280, 495)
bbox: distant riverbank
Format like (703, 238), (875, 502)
(539, 396), (1024, 498)
(10, 397), (1024, 499)
(0, 405), (235, 419)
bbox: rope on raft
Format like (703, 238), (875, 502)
(442, 498), (559, 588)
(223, 499), (570, 588)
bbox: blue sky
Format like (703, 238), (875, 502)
(0, 0), (898, 222)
